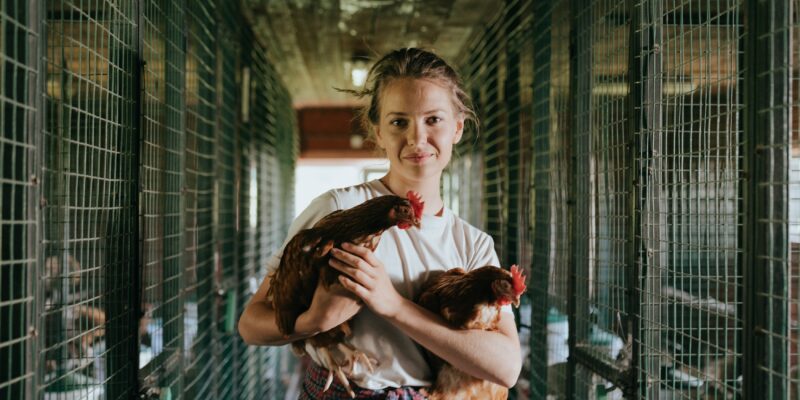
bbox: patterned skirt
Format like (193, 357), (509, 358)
(298, 361), (428, 400)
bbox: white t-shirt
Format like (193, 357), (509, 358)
(266, 179), (503, 389)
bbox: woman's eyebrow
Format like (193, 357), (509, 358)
(385, 109), (444, 117)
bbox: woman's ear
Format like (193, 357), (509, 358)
(453, 118), (464, 144)
(373, 125), (385, 149)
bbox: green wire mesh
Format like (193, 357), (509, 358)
(236, 42), (266, 400)
(572, 1), (631, 390)
(527, 1), (572, 398)
(449, 38), (486, 229)
(551, 2), (632, 398)
(480, 16), (509, 265)
(254, 42), (290, 400)
(41, 1), (139, 399)
(214, 1), (240, 396)
(503, 0), (534, 274)
(139, 0), (186, 397)
(236, 68), (262, 400)
(637, 1), (743, 398)
(0, 1), (37, 398)
(183, 0), (218, 397)
(749, 0), (797, 397)
(457, 7), (512, 264)
(0, 1), (297, 399)
(451, 0), (794, 398)
(4, 0), (800, 399)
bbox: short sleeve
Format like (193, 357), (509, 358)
(467, 232), (501, 270)
(467, 233), (514, 314)
(264, 191), (340, 275)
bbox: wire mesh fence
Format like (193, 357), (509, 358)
(41, 2), (139, 399)
(0, 1), (38, 398)
(4, 0), (800, 399)
(571, 3), (632, 395)
(182, 0), (218, 396)
(139, 0), (186, 397)
(0, 0), (296, 399)
(450, 0), (798, 399)
(637, 1), (744, 398)
(253, 41), (293, 400)
(213, 2), (240, 398)
(527, 1), (574, 398)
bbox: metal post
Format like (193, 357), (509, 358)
(638, 1), (665, 398)
(626, 0), (643, 397)
(131, 0), (144, 396)
(28, 0), (44, 398)
(567, 0), (586, 397)
(743, 0), (791, 398)
(529, 1), (553, 397)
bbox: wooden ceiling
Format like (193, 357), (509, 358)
(243, 0), (500, 107)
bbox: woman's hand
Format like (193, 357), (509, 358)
(328, 242), (405, 319)
(303, 279), (363, 333)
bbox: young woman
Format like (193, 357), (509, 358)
(238, 48), (522, 399)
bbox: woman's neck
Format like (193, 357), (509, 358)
(379, 172), (444, 216)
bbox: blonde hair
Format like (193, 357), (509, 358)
(340, 48), (478, 150)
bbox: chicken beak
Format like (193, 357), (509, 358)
(513, 297), (521, 308)
(413, 218), (422, 229)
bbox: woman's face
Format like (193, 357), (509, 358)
(374, 78), (464, 183)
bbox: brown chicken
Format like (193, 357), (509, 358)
(417, 264), (527, 400)
(267, 191), (424, 397)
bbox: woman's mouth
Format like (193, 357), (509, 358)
(403, 153), (433, 163)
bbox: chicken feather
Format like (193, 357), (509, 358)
(418, 265), (527, 400)
(267, 191), (424, 397)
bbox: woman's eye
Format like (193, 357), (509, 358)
(427, 116), (442, 124)
(390, 119), (407, 128)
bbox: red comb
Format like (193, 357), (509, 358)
(406, 191), (424, 219)
(510, 265), (527, 295)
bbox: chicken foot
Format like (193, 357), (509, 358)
(337, 342), (377, 375)
(308, 342), (379, 398)
(315, 347), (356, 398)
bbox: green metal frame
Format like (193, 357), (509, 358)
(744, 0), (792, 397)
(527, 2), (553, 398)
(138, 0), (188, 396)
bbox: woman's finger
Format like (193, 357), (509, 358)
(329, 258), (374, 287)
(328, 257), (358, 276)
(341, 243), (381, 269)
(331, 248), (375, 272)
(339, 275), (368, 297)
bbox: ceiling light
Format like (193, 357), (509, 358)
(350, 134), (365, 149)
(351, 58), (368, 87)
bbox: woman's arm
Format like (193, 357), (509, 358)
(329, 243), (522, 388)
(386, 297), (521, 387)
(238, 191), (362, 345)
(238, 274), (362, 346)
(237, 276), (317, 346)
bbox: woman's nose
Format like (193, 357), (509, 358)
(406, 121), (428, 145)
